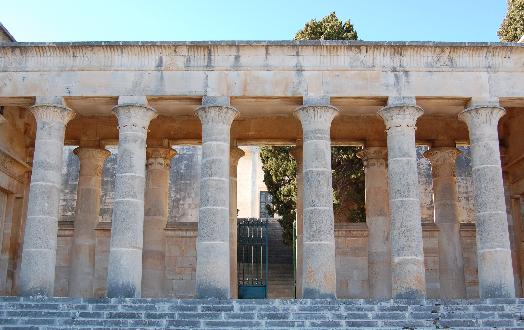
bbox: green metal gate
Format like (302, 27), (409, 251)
(237, 218), (268, 299)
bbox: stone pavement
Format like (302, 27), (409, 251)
(0, 297), (523, 329)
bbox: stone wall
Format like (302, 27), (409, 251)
(335, 224), (368, 298)
(54, 144), (478, 298)
(93, 224), (111, 298)
(168, 146), (201, 223)
(54, 221), (481, 298)
(164, 223), (197, 298)
(334, 223), (442, 299)
(54, 224), (73, 297)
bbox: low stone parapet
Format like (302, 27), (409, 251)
(0, 297), (523, 328)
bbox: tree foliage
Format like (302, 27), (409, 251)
(260, 146), (296, 246)
(499, 0), (524, 42)
(260, 12), (365, 245)
(294, 12), (358, 41)
(332, 147), (365, 223)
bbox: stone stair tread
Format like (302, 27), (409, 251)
(0, 297), (522, 329)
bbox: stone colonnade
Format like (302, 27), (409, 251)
(357, 147), (391, 299)
(68, 147), (111, 297)
(459, 105), (515, 298)
(17, 95), (516, 299)
(423, 147), (466, 298)
(19, 99), (75, 297)
(295, 100), (338, 298)
(142, 146), (177, 297)
(378, 98), (427, 299)
(229, 147), (245, 299)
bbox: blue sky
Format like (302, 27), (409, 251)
(1, 0), (508, 42)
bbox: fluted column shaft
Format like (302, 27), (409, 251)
(195, 103), (238, 298)
(378, 100), (426, 298)
(229, 147), (244, 299)
(19, 102), (75, 296)
(424, 147), (466, 298)
(458, 105), (515, 298)
(107, 103), (157, 298)
(141, 147), (176, 298)
(290, 144), (304, 298)
(295, 105), (338, 299)
(69, 148), (110, 298)
(358, 147), (392, 298)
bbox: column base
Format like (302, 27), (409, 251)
(478, 248), (516, 298)
(392, 257), (426, 299)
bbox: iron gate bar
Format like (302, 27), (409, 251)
(237, 218), (268, 298)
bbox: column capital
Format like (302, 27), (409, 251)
(294, 105), (339, 128)
(458, 105), (506, 135)
(357, 147), (388, 168)
(195, 105), (239, 126)
(423, 147), (460, 178)
(146, 147), (177, 170)
(230, 147), (245, 168)
(112, 104), (157, 132)
(73, 147), (111, 177)
(377, 104), (423, 130)
(357, 147), (388, 160)
(30, 104), (76, 125)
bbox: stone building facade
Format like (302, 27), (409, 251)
(0, 32), (523, 300)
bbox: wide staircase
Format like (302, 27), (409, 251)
(0, 297), (523, 329)
(266, 218), (294, 299)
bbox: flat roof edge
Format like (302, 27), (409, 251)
(0, 40), (523, 47)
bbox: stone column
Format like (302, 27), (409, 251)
(377, 97), (426, 299)
(458, 104), (515, 298)
(424, 147), (466, 298)
(295, 101), (338, 298)
(290, 143), (304, 298)
(195, 97), (238, 298)
(69, 147), (110, 298)
(141, 146), (176, 298)
(509, 196), (524, 296)
(107, 97), (157, 298)
(19, 99), (75, 296)
(501, 147), (523, 297)
(229, 147), (244, 299)
(357, 147), (392, 299)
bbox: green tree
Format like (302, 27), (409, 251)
(260, 146), (297, 245)
(294, 12), (358, 40)
(499, 0), (524, 42)
(260, 12), (365, 245)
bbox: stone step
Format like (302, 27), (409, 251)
(0, 297), (523, 329)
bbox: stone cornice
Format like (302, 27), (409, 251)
(165, 221), (198, 233)
(2, 42), (524, 72)
(0, 147), (31, 183)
